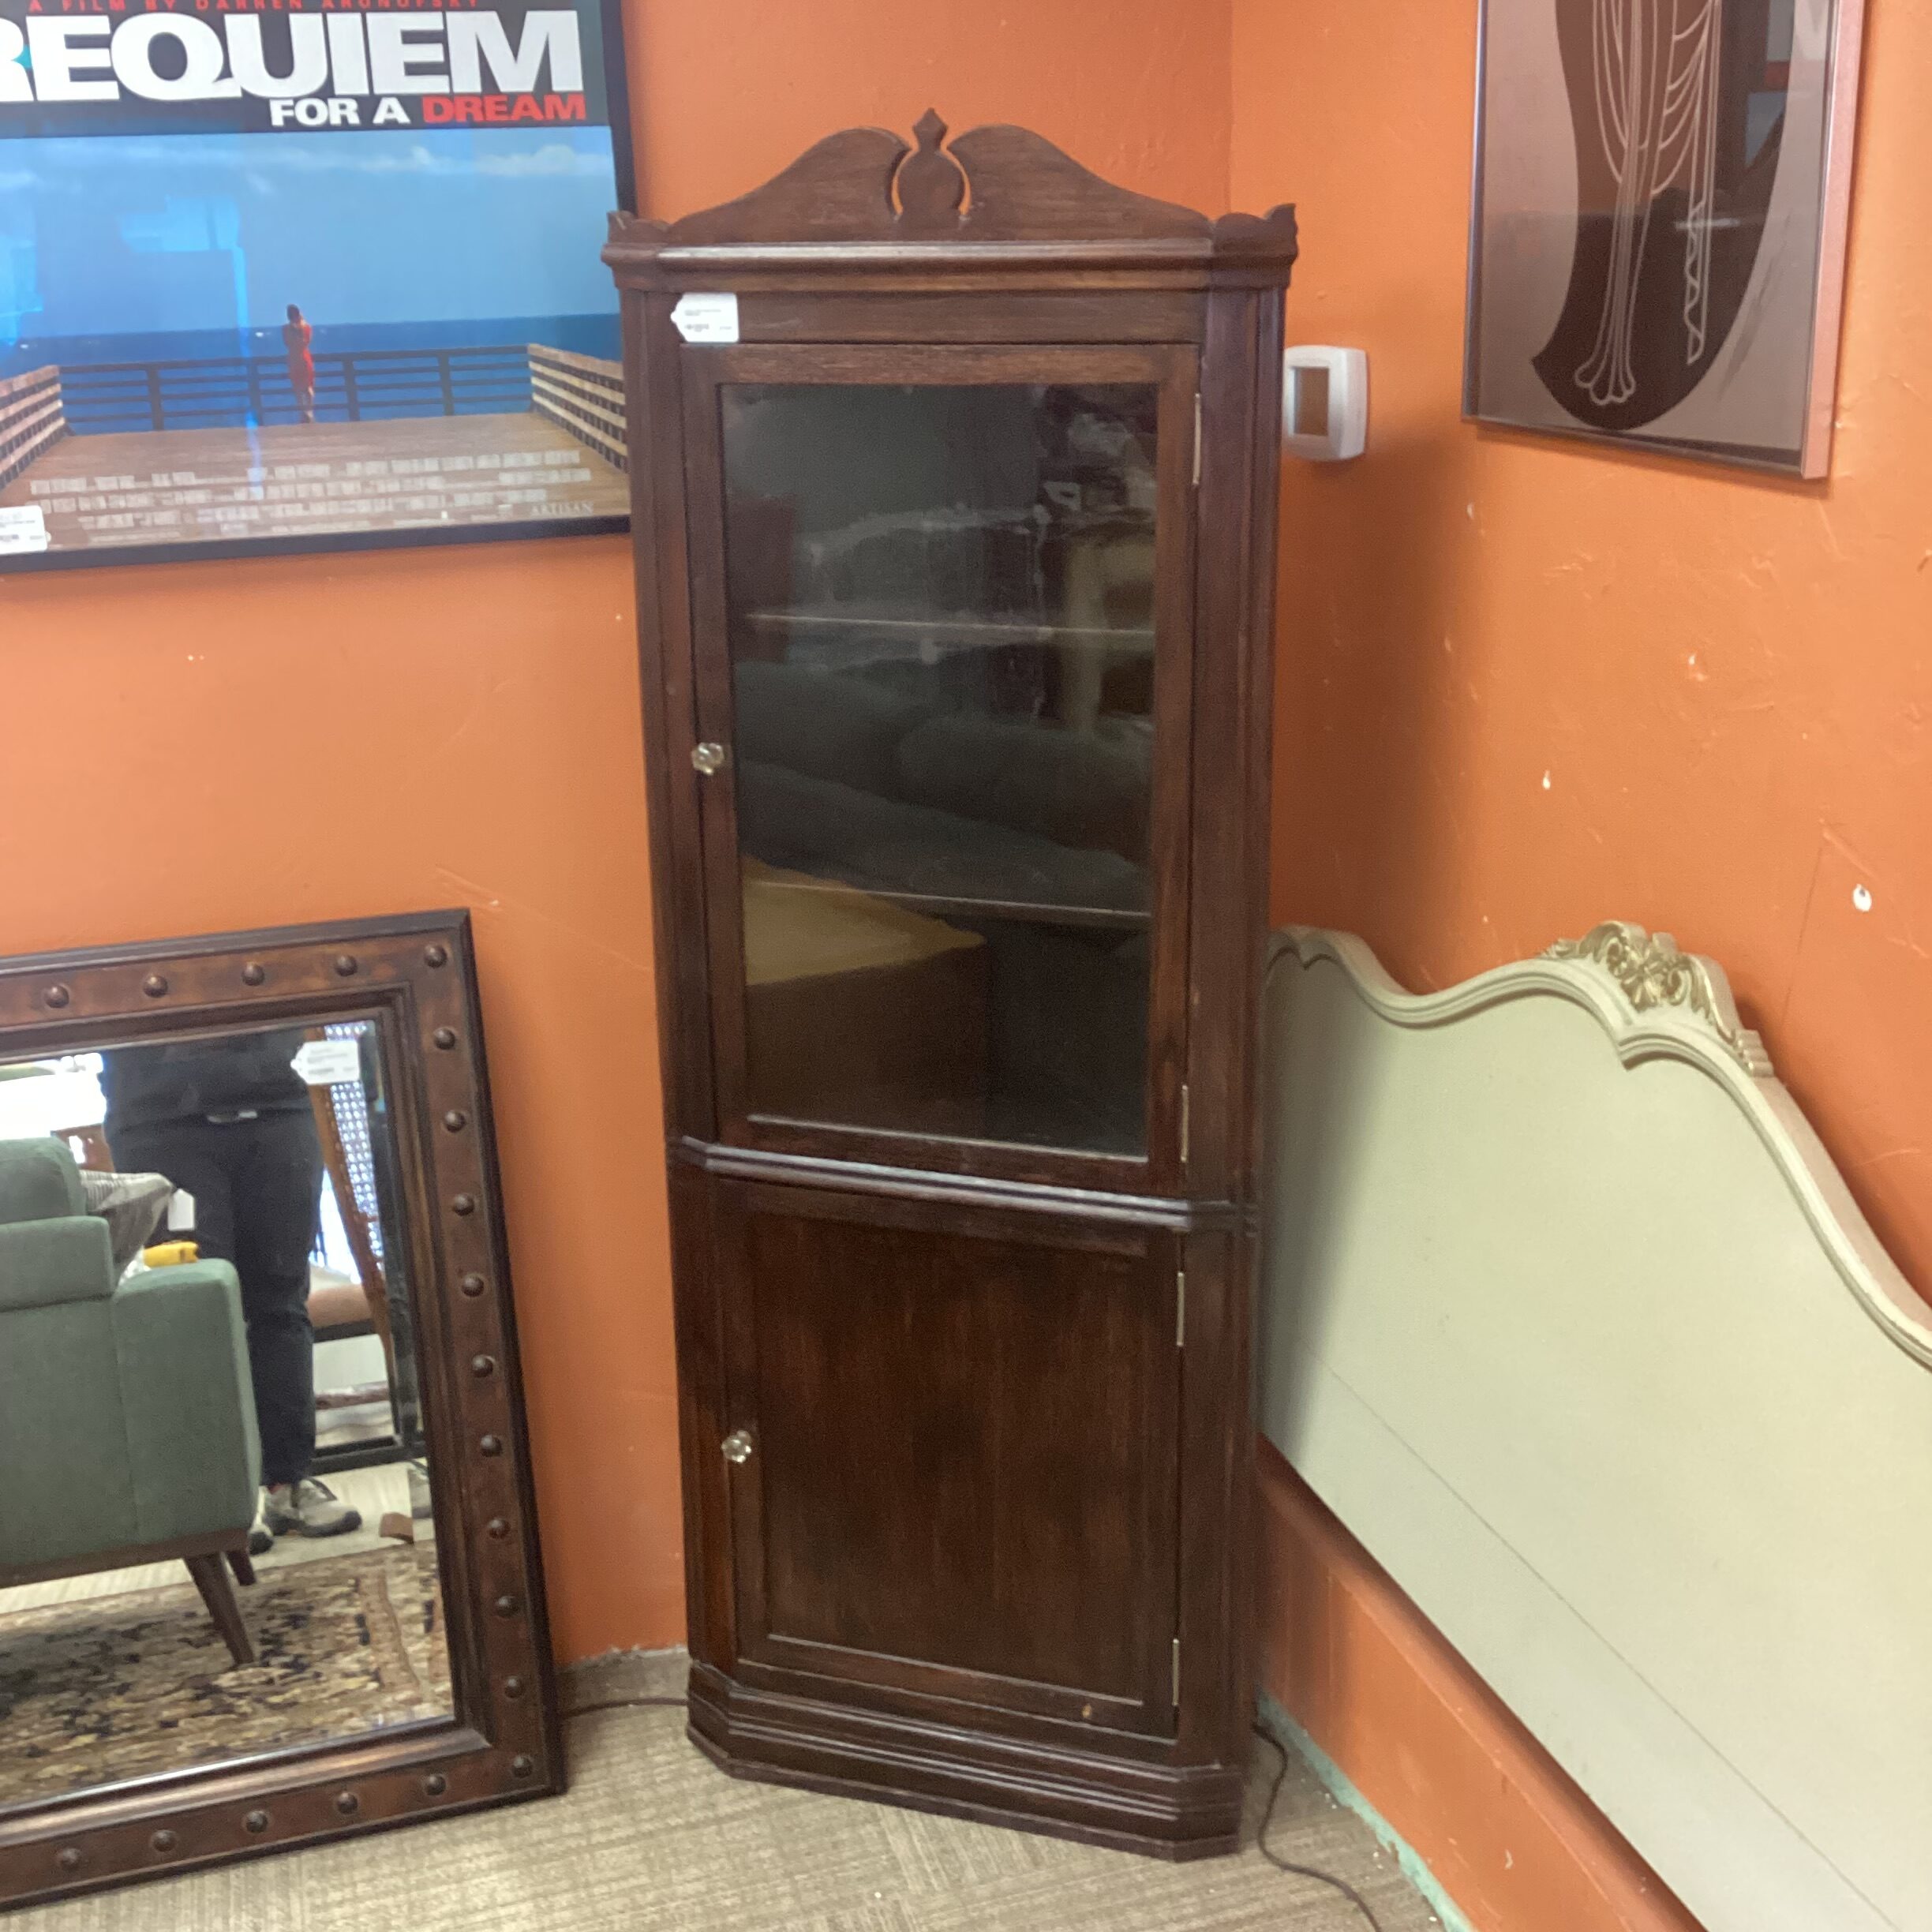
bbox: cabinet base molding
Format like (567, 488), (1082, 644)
(686, 1664), (1245, 1860)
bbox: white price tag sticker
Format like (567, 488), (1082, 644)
(0, 505), (49, 555)
(292, 1039), (362, 1088)
(671, 292), (740, 344)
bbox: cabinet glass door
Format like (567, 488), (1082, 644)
(684, 345), (1195, 1178)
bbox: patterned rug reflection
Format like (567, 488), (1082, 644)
(0, 1546), (451, 1804)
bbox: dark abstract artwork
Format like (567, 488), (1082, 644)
(1466, 0), (1865, 476)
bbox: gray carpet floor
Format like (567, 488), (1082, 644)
(18, 1665), (1441, 1930)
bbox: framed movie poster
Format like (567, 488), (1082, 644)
(0, 0), (632, 569)
(1465, 0), (1866, 477)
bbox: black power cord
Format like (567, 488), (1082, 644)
(565, 1694), (1391, 1929)
(1252, 1723), (1391, 1932)
(564, 1694), (687, 1720)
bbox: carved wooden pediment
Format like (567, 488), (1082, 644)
(606, 112), (1297, 271)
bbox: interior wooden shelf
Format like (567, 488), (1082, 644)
(742, 608), (1155, 650)
(749, 871), (1151, 933)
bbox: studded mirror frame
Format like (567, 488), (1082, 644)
(0, 911), (561, 1910)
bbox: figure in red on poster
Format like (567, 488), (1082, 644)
(283, 304), (316, 425)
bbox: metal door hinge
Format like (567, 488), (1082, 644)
(1175, 1269), (1186, 1349)
(1179, 1083), (1191, 1165)
(1191, 394), (1203, 487)
(1171, 1637), (1181, 1707)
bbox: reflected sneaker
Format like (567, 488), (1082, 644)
(262, 1478), (362, 1539)
(248, 1494), (275, 1558)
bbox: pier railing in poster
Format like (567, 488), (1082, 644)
(0, 369), (66, 492)
(527, 345), (627, 474)
(54, 348), (537, 436)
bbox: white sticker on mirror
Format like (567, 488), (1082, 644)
(671, 292), (740, 344)
(292, 1039), (362, 1087)
(0, 505), (49, 555)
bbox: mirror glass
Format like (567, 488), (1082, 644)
(0, 1016), (452, 1811)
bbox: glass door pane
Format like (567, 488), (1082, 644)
(710, 372), (1176, 1159)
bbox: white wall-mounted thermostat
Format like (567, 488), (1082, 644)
(1282, 346), (1367, 462)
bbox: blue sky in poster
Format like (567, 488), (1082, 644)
(0, 128), (620, 353)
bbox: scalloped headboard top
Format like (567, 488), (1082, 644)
(1260, 925), (1932, 1932)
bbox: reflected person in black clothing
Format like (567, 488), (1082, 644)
(103, 1031), (361, 1549)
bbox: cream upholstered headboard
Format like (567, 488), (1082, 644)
(1259, 924), (1932, 1932)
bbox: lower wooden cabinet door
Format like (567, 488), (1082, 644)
(711, 1180), (1183, 1739)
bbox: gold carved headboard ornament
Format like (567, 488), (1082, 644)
(1544, 921), (1772, 1077)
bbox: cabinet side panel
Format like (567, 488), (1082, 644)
(1176, 1226), (1256, 1760)
(628, 290), (716, 1141)
(1187, 289), (1267, 1204)
(1222, 285), (1285, 1759)
(1177, 286), (1282, 1762)
(668, 1158), (734, 1670)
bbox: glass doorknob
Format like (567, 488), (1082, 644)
(721, 1429), (754, 1464)
(691, 742), (728, 775)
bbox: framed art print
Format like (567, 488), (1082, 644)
(1464, 0), (1866, 477)
(0, 0), (633, 569)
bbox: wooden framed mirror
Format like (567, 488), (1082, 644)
(0, 913), (559, 1910)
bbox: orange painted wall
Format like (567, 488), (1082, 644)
(623, 0), (1233, 237)
(0, 0), (1232, 1666)
(0, 541), (680, 1662)
(1235, 0), (1932, 1292)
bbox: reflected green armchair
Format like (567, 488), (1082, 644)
(0, 1136), (263, 1666)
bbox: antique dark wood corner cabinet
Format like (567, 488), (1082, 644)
(603, 114), (1296, 1859)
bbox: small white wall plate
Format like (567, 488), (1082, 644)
(1282, 346), (1367, 462)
